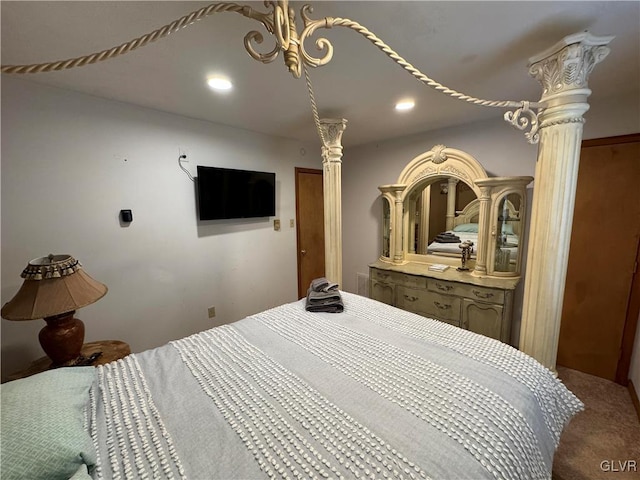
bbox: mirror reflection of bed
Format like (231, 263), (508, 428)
(408, 180), (476, 255)
(423, 195), (522, 273)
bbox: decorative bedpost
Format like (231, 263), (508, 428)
(519, 32), (613, 369)
(319, 118), (348, 286)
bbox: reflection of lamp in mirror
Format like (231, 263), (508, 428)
(501, 198), (509, 220)
(1, 254), (108, 367)
(457, 240), (474, 271)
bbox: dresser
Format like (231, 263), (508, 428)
(369, 261), (518, 344)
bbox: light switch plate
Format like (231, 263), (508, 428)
(274, 219), (281, 231)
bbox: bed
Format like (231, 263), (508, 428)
(2, 292), (582, 480)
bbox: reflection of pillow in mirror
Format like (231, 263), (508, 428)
(453, 223), (479, 233)
(501, 223), (515, 235)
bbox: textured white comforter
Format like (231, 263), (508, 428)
(87, 292), (582, 480)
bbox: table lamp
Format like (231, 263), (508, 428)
(1, 254), (108, 366)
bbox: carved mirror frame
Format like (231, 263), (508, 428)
(378, 145), (532, 278)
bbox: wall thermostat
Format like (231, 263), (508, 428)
(120, 209), (133, 223)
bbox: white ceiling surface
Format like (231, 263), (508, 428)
(2, 1), (639, 147)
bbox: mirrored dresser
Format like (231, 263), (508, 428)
(370, 145), (533, 345)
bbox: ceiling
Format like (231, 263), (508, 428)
(2, 1), (639, 147)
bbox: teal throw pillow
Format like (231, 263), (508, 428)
(452, 222), (479, 233)
(1, 367), (97, 480)
(501, 223), (515, 235)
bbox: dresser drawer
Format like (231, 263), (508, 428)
(427, 279), (504, 304)
(370, 268), (427, 289)
(427, 279), (460, 295)
(457, 283), (505, 304)
(396, 286), (461, 326)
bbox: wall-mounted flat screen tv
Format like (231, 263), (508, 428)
(197, 166), (276, 220)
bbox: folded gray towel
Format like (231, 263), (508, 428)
(434, 232), (461, 243)
(307, 289), (342, 303)
(310, 277), (339, 292)
(306, 302), (344, 313)
(305, 284), (344, 313)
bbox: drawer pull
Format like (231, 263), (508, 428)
(472, 290), (494, 299)
(435, 283), (453, 292)
(434, 301), (452, 310)
(403, 295), (418, 302)
(380, 273), (391, 280)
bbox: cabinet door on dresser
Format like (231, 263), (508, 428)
(370, 279), (395, 305)
(461, 299), (505, 342)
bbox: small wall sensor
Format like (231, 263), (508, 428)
(120, 209), (133, 223)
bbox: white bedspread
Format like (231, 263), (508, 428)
(87, 292), (582, 480)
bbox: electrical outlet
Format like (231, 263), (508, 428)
(274, 219), (281, 231)
(290, 219), (295, 228)
(178, 147), (190, 161)
(207, 306), (216, 318)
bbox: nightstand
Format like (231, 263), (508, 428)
(7, 340), (131, 382)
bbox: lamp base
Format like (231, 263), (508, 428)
(38, 311), (85, 366)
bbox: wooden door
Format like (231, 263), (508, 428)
(295, 168), (325, 299)
(558, 134), (640, 383)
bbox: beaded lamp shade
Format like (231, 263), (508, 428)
(1, 254), (108, 366)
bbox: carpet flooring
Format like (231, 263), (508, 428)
(552, 366), (640, 480)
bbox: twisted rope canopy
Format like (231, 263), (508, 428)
(1, 1), (543, 143)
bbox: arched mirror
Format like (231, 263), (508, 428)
(377, 145), (532, 279)
(407, 180), (477, 256)
(493, 194), (521, 273)
(475, 180), (532, 277)
(382, 197), (391, 258)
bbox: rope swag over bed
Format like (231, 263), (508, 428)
(1, 0), (614, 370)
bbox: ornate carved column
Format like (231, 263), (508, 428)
(418, 186), (431, 254)
(392, 186), (406, 264)
(445, 178), (459, 231)
(519, 32), (613, 369)
(319, 118), (348, 286)
(408, 192), (417, 254)
(473, 184), (493, 275)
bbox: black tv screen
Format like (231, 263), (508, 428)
(197, 166), (276, 220)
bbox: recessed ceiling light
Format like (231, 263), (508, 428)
(395, 100), (415, 111)
(207, 77), (233, 91)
